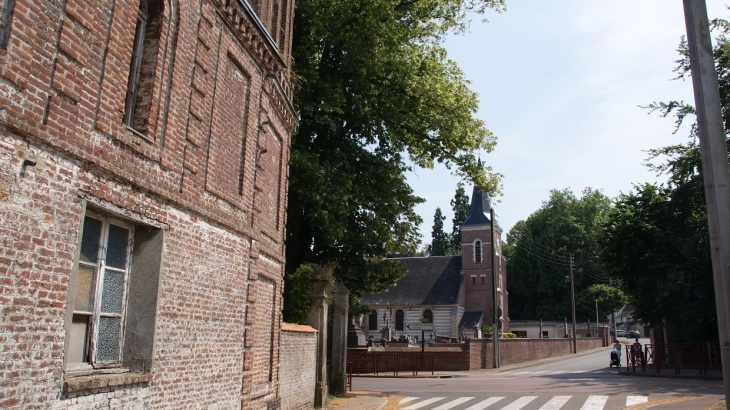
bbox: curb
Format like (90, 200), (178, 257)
(617, 371), (722, 381)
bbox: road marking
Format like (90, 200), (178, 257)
(463, 397), (505, 410)
(431, 397), (475, 409)
(539, 396), (572, 409)
(580, 395), (608, 410)
(626, 396), (648, 406)
(400, 397), (420, 405)
(531, 371), (549, 374)
(549, 371), (567, 374)
(402, 397), (446, 410)
(500, 396), (537, 410)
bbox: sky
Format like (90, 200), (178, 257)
(407, 0), (729, 245)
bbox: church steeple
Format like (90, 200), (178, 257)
(462, 185), (494, 227)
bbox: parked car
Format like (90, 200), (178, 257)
(616, 330), (627, 338)
(627, 330), (641, 338)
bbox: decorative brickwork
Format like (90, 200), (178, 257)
(0, 0), (294, 408)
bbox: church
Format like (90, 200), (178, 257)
(359, 185), (510, 342)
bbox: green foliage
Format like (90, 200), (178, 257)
(286, 0), (505, 303)
(428, 207), (450, 256)
(599, 17), (730, 343)
(501, 332), (517, 338)
(575, 284), (625, 323)
(450, 182), (470, 254)
(481, 323), (492, 334)
(503, 188), (611, 321)
(599, 183), (717, 342)
(283, 263), (336, 324)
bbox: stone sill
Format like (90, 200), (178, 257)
(64, 372), (152, 393)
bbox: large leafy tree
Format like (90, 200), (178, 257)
(286, 0), (506, 307)
(450, 182), (470, 253)
(428, 207), (450, 256)
(599, 17), (730, 343)
(600, 182), (716, 342)
(503, 188), (612, 320)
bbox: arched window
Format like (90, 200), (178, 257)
(474, 240), (482, 263)
(368, 310), (378, 330)
(125, 0), (163, 136)
(395, 310), (404, 331)
(423, 309), (433, 324)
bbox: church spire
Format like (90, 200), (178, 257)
(462, 184), (493, 227)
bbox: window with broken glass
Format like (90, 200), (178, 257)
(68, 212), (133, 368)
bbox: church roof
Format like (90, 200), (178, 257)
(358, 256), (462, 307)
(459, 310), (483, 328)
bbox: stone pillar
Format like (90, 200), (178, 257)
(308, 280), (329, 408)
(330, 282), (350, 396)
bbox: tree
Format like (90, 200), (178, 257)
(428, 207), (450, 256)
(600, 183), (716, 342)
(449, 182), (470, 254)
(575, 284), (625, 323)
(285, 0), (506, 316)
(503, 188), (611, 321)
(597, 17), (730, 343)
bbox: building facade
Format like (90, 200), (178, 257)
(0, 0), (295, 408)
(359, 186), (509, 342)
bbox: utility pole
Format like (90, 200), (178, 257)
(570, 254), (577, 353)
(596, 299), (599, 337)
(683, 1), (730, 403)
(610, 279), (617, 341)
(491, 208), (500, 368)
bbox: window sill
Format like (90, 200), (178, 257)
(64, 371), (152, 393)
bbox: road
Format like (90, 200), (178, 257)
(353, 339), (724, 410)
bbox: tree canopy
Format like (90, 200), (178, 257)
(597, 17), (730, 343)
(575, 284), (626, 324)
(503, 188), (612, 321)
(285, 0), (506, 311)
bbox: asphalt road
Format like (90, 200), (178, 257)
(353, 339), (724, 410)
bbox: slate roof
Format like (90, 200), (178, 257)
(359, 256), (462, 307)
(459, 310), (483, 328)
(462, 185), (492, 227)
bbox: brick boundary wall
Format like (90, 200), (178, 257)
(349, 338), (606, 372)
(279, 324), (318, 410)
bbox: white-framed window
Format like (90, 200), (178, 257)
(474, 240), (482, 263)
(69, 212), (133, 367)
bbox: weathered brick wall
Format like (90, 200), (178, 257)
(0, 0), (295, 408)
(347, 338), (605, 373)
(279, 324), (317, 410)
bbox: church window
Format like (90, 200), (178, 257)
(368, 310), (378, 330)
(0, 0), (16, 50)
(395, 310), (404, 331)
(423, 309), (433, 323)
(474, 240), (482, 263)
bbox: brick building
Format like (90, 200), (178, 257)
(0, 0), (295, 408)
(359, 185), (509, 342)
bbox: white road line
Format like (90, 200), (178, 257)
(402, 397), (447, 410)
(500, 396), (538, 410)
(463, 397), (505, 410)
(580, 395), (609, 410)
(531, 371), (549, 374)
(571, 370), (587, 373)
(626, 396), (648, 406)
(549, 371), (567, 374)
(539, 396), (572, 410)
(400, 397), (420, 405)
(512, 371), (531, 374)
(431, 397), (476, 410)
